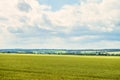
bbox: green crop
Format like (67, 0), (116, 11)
(0, 54), (120, 80)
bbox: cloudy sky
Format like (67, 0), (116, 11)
(0, 0), (120, 49)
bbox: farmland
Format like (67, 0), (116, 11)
(0, 54), (120, 80)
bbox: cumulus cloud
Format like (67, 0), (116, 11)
(17, 0), (32, 12)
(47, 0), (120, 32)
(0, 0), (120, 49)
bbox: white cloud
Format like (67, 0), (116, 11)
(84, 40), (120, 49)
(46, 0), (120, 32)
(70, 35), (98, 41)
(0, 0), (120, 48)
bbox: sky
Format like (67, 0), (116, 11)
(0, 0), (120, 49)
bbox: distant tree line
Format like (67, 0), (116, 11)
(0, 49), (120, 56)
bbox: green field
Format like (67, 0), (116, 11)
(0, 54), (120, 80)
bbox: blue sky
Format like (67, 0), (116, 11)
(0, 0), (120, 49)
(38, 0), (80, 11)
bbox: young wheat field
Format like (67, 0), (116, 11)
(0, 54), (120, 80)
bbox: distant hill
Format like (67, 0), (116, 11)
(0, 49), (120, 56)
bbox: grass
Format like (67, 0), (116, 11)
(0, 54), (120, 80)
